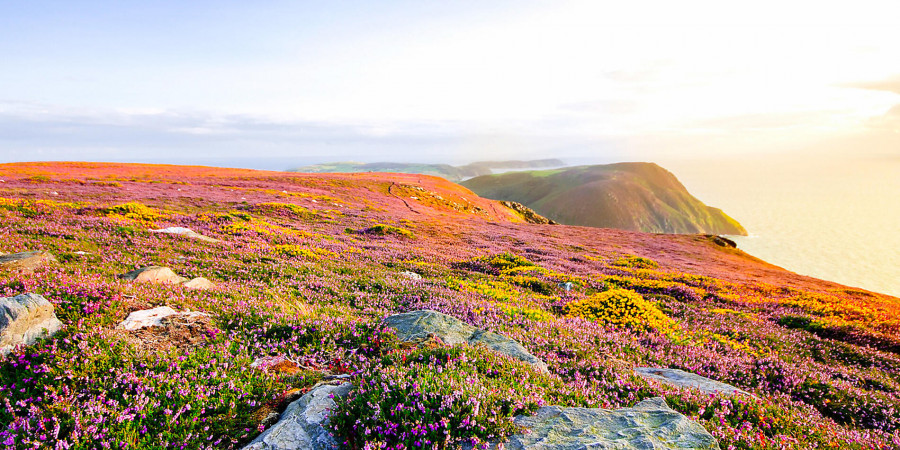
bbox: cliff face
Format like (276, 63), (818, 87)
(462, 162), (747, 235)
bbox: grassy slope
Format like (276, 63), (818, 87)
(462, 163), (747, 235)
(0, 162), (898, 449)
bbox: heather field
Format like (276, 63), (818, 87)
(2, 162), (900, 449)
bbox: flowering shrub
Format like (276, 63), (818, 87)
(611, 254), (659, 269)
(100, 202), (167, 223)
(274, 244), (338, 260)
(365, 224), (414, 238)
(329, 345), (554, 449)
(566, 289), (673, 331)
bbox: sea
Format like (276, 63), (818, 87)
(664, 156), (900, 298)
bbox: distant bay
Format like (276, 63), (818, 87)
(666, 156), (900, 297)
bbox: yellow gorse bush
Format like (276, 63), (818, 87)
(566, 289), (673, 331)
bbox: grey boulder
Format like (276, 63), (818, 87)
(489, 397), (720, 449)
(243, 382), (351, 450)
(0, 251), (58, 274)
(635, 368), (754, 397)
(383, 310), (549, 373)
(1, 293), (63, 355)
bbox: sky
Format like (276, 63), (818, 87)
(2, 0), (900, 169)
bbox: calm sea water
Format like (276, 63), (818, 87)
(666, 157), (900, 298)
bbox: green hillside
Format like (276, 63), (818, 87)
(462, 162), (747, 235)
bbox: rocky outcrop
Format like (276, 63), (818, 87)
(483, 397), (719, 449)
(500, 201), (556, 225)
(118, 266), (214, 289)
(151, 227), (220, 243)
(243, 382), (351, 450)
(0, 251), (58, 274)
(635, 368), (754, 397)
(1, 293), (63, 355)
(117, 306), (209, 331)
(383, 310), (548, 373)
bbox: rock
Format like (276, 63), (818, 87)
(399, 271), (422, 280)
(705, 235), (737, 248)
(243, 382), (352, 450)
(117, 306), (208, 331)
(384, 310), (549, 373)
(118, 266), (189, 285)
(485, 397), (720, 449)
(150, 227), (220, 243)
(0, 251), (58, 274)
(0, 293), (63, 355)
(499, 201), (557, 225)
(182, 277), (215, 290)
(634, 367), (754, 397)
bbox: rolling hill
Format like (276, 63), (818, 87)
(290, 158), (564, 182)
(462, 162), (747, 235)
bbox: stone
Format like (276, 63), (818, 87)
(0, 251), (58, 274)
(117, 306), (208, 331)
(150, 227), (220, 243)
(634, 367), (754, 397)
(383, 310), (549, 373)
(499, 201), (557, 225)
(399, 271), (422, 280)
(0, 293), (63, 355)
(483, 397), (720, 450)
(182, 277), (215, 290)
(243, 382), (352, 450)
(118, 266), (188, 285)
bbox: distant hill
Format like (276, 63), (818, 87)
(290, 159), (565, 182)
(462, 162), (747, 235)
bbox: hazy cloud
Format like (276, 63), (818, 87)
(844, 75), (900, 95)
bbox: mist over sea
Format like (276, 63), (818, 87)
(667, 156), (900, 298)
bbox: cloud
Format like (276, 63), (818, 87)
(843, 75), (900, 95)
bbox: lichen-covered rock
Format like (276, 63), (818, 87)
(150, 227), (220, 243)
(0, 251), (58, 274)
(635, 367), (754, 397)
(117, 306), (208, 331)
(487, 397), (720, 450)
(1, 293), (63, 355)
(384, 310), (549, 373)
(500, 201), (557, 225)
(243, 383), (351, 450)
(182, 277), (215, 290)
(119, 266), (189, 285)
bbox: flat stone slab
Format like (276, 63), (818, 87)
(635, 368), (754, 397)
(117, 306), (209, 331)
(0, 251), (58, 274)
(384, 310), (549, 373)
(1, 293), (63, 355)
(488, 397), (720, 450)
(243, 382), (351, 450)
(150, 227), (220, 243)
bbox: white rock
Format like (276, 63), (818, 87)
(400, 271), (422, 280)
(150, 227), (220, 243)
(117, 306), (208, 331)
